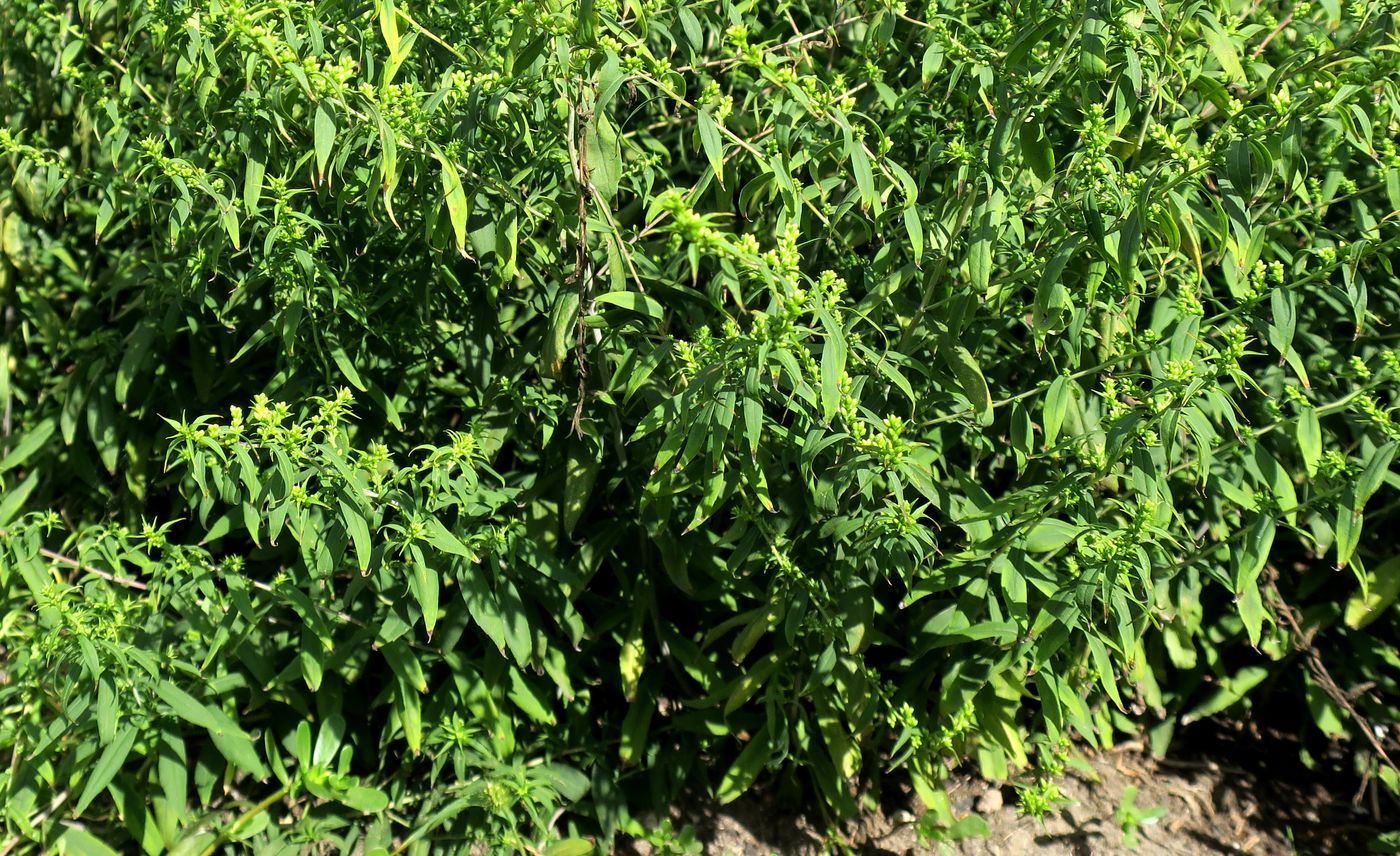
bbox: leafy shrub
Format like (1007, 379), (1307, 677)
(2, 0), (1399, 851)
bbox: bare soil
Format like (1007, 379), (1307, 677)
(622, 723), (1395, 856)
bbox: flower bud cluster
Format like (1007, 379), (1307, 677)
(1282, 384), (1311, 407)
(1216, 324), (1251, 367)
(1173, 282), (1205, 316)
(139, 135), (213, 186)
(927, 700), (977, 755)
(361, 82), (431, 139)
(1355, 393), (1400, 441)
(797, 71), (856, 113)
(0, 129), (70, 174)
(855, 414), (914, 468)
(1244, 260), (1285, 300)
(698, 79), (735, 122)
(673, 326), (721, 384)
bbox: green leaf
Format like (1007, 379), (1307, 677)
(95, 197), (115, 240)
(58, 827), (120, 856)
(431, 144), (469, 255)
(340, 500), (373, 573)
(545, 290), (581, 379)
(330, 346), (367, 391)
(619, 692), (655, 764)
(1237, 578), (1266, 648)
(314, 101), (336, 181)
(547, 764), (591, 802)
(1268, 289), (1297, 360)
(586, 112), (622, 201)
(1336, 506), (1362, 570)
(543, 840), (596, 856)
(945, 813), (991, 840)
(0, 417), (55, 474)
(820, 336), (845, 425)
(425, 516), (474, 558)
(1353, 441), (1397, 512)
(594, 291), (664, 320)
(945, 344), (992, 424)
(1024, 520), (1080, 552)
(383, 640), (428, 694)
(1202, 22), (1245, 83)
(564, 442), (600, 536)
(156, 682), (222, 731)
(409, 551), (440, 636)
(1226, 138), (1254, 201)
(377, 0), (400, 58)
(1233, 514), (1275, 593)
(1181, 665), (1269, 724)
(243, 137), (266, 214)
(716, 728), (770, 804)
(219, 205), (241, 250)
(340, 785), (391, 813)
(1033, 238), (1079, 339)
(460, 570), (507, 654)
(1296, 408), (1321, 477)
(1116, 205), (1143, 281)
(1081, 0), (1109, 77)
(966, 186), (1003, 293)
(920, 41), (944, 86)
(1043, 375), (1073, 448)
(1019, 120), (1055, 182)
(75, 725), (138, 814)
(696, 109), (725, 185)
(508, 668), (555, 724)
(156, 682), (266, 777)
(0, 470), (40, 526)
(902, 206), (923, 264)
(1344, 556), (1400, 630)
(849, 142), (876, 210)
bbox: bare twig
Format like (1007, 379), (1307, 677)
(1264, 573), (1398, 781)
(1252, 14), (1294, 58)
(36, 546), (149, 590)
(565, 80), (596, 437)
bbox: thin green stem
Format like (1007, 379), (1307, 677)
(198, 784), (290, 856)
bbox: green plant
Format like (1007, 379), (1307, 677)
(915, 807), (990, 848)
(1114, 784), (1167, 849)
(622, 818), (703, 855)
(3, 0), (1400, 851)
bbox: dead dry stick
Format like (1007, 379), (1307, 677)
(1264, 573), (1398, 782)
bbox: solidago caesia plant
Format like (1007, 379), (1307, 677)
(2, 0), (1400, 851)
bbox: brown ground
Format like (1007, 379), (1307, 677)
(621, 724), (1395, 856)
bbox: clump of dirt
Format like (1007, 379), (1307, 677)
(622, 725), (1393, 856)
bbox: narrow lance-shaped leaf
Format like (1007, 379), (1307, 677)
(696, 109), (725, 185)
(585, 112), (621, 201)
(544, 291), (580, 379)
(903, 205), (923, 265)
(377, 0), (400, 57)
(314, 101), (335, 181)
(717, 728), (771, 805)
(966, 185), (1002, 293)
(1233, 514), (1275, 593)
(850, 141), (876, 210)
(430, 142), (468, 255)
(1344, 556), (1400, 630)
(594, 290), (664, 320)
(945, 344), (992, 424)
(1043, 375), (1073, 448)
(1353, 441), (1397, 512)
(74, 725), (138, 814)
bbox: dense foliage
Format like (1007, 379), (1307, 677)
(2, 0), (1400, 851)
